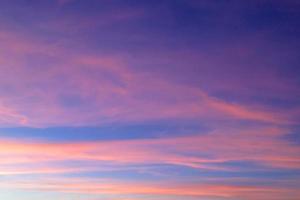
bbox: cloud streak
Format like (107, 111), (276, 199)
(1, 176), (299, 200)
(1, 127), (299, 176)
(0, 28), (296, 127)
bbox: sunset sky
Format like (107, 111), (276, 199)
(0, 0), (300, 200)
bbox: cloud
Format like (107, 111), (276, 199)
(1, 126), (299, 176)
(1, 176), (299, 200)
(0, 29), (295, 127)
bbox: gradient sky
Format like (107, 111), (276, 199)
(0, 0), (300, 200)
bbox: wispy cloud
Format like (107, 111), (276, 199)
(0, 28), (296, 127)
(1, 176), (299, 200)
(1, 126), (299, 176)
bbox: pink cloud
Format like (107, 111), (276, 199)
(1, 176), (299, 200)
(0, 27), (299, 127)
(0, 127), (299, 176)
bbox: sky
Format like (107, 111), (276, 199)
(0, 0), (300, 200)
